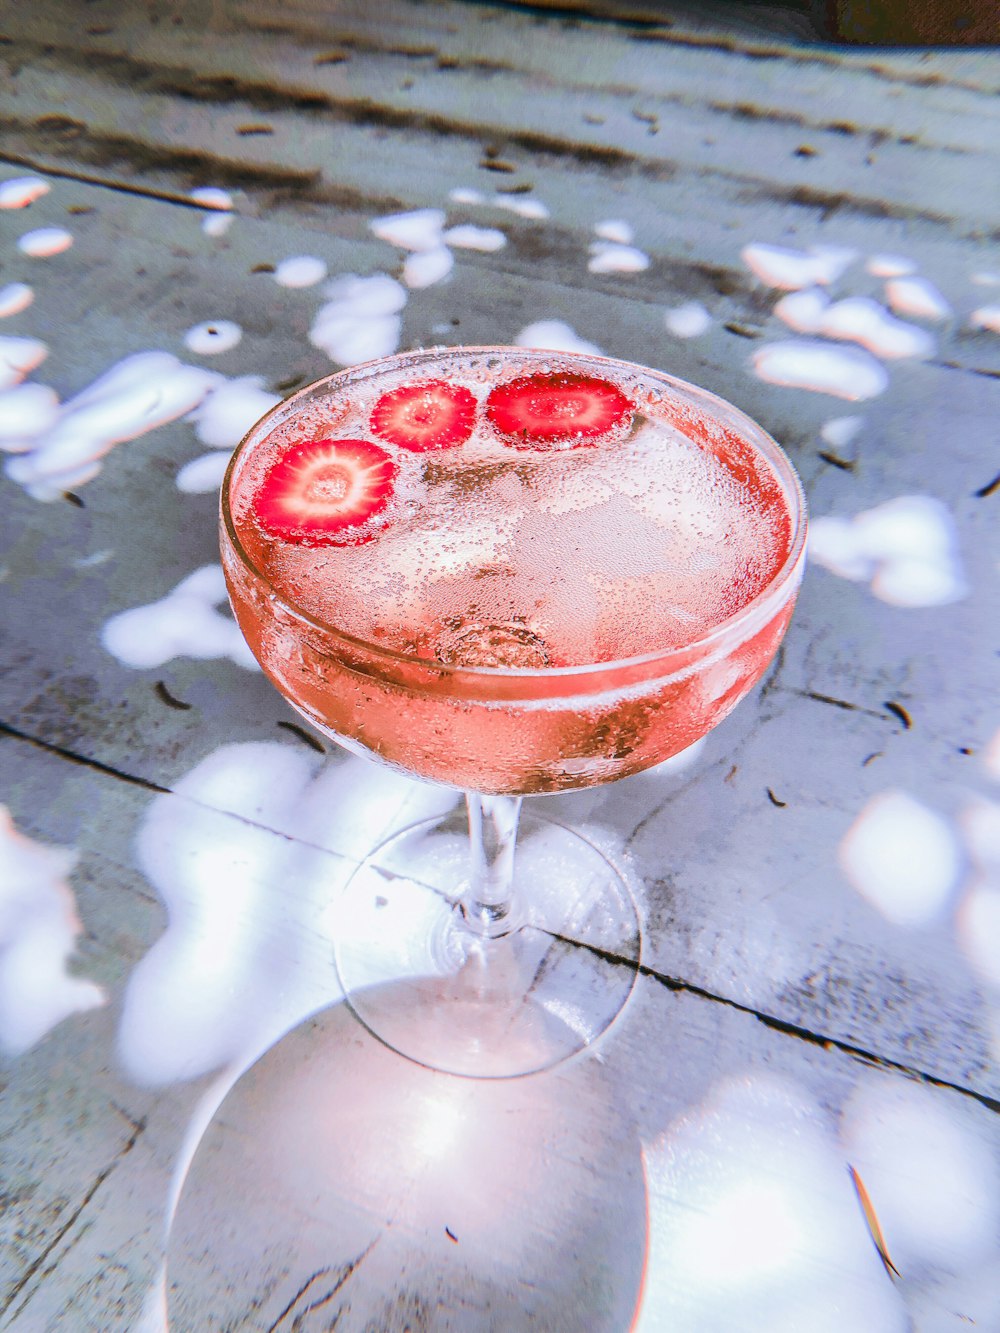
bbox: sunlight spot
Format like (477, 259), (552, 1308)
(403, 246), (454, 289)
(444, 224), (506, 252)
(884, 276), (951, 321)
(664, 302), (711, 338)
(676, 1179), (800, 1284)
(838, 790), (961, 926)
(18, 226), (73, 257)
(514, 320), (602, 355)
(0, 808), (105, 1055)
(184, 321), (242, 355)
(274, 255), (328, 288)
(808, 496), (966, 607)
(0, 282), (34, 318)
(370, 208), (446, 252)
(638, 1075), (906, 1332)
(101, 564), (258, 670)
(0, 176), (51, 208)
(841, 1076), (1000, 1272)
(741, 242), (855, 290)
(751, 340), (888, 400)
(594, 219), (634, 244)
(310, 273), (406, 365)
(773, 290), (934, 359)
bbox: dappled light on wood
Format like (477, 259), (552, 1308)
(2, 0), (999, 1324)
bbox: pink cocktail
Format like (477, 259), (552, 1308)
(221, 347), (806, 1076)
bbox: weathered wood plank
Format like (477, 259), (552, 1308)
(2, 153), (998, 1095)
(3, 741), (998, 1330)
(0, 747), (169, 1330)
(2, 4), (999, 1323)
(2, 0), (998, 229)
(8, 0), (1000, 142)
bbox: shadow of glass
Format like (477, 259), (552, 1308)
(166, 991), (648, 1331)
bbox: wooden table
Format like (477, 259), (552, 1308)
(2, 2), (999, 1328)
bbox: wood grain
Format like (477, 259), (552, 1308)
(1, 3), (999, 1326)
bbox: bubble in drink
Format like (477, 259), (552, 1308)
(231, 359), (787, 666)
(223, 349), (803, 793)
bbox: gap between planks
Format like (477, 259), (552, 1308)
(196, 0), (1000, 96)
(6, 27), (997, 152)
(3, 718), (997, 1119)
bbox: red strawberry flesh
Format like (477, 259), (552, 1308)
(486, 372), (633, 448)
(370, 379), (477, 452)
(253, 438), (396, 545)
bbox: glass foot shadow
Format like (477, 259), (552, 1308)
(167, 997), (648, 1331)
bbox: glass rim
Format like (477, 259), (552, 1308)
(220, 345), (808, 683)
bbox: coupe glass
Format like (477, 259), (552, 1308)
(220, 347), (806, 1077)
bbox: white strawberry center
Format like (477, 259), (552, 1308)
(306, 467), (351, 505)
(408, 400), (438, 426)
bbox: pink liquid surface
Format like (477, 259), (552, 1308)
(222, 350), (803, 793)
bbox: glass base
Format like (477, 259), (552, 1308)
(332, 807), (641, 1077)
(165, 998), (648, 1331)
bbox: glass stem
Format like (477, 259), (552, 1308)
(461, 793), (523, 938)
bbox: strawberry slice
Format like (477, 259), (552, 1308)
(486, 372), (633, 448)
(253, 438), (396, 545)
(370, 379), (476, 452)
